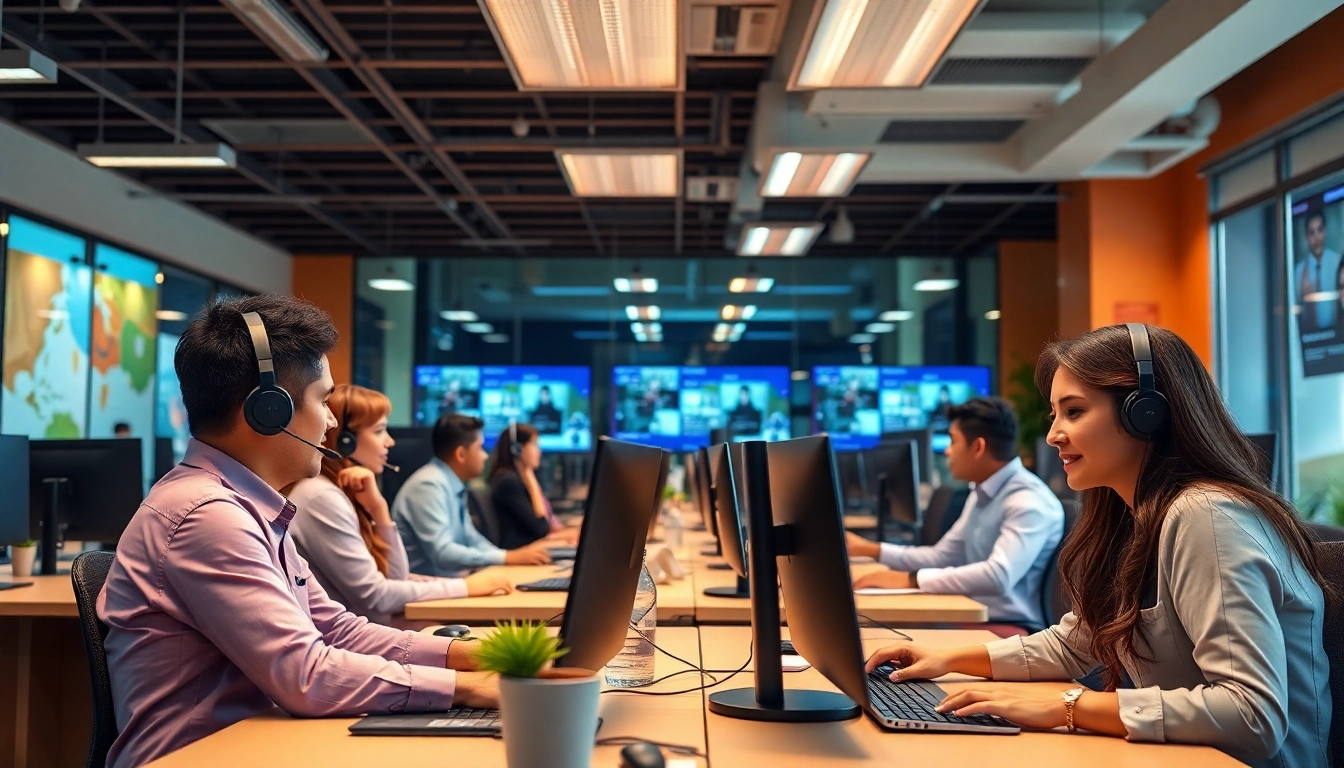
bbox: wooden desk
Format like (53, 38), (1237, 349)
(404, 564), (698, 624)
(0, 572), (78, 618)
(698, 626), (1241, 767)
(147, 626), (709, 768)
(843, 515), (878, 530)
(692, 568), (988, 625)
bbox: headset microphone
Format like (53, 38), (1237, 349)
(282, 428), (344, 461)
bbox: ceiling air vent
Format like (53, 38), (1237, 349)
(932, 57), (1092, 86)
(685, 176), (739, 202)
(688, 2), (783, 56)
(879, 120), (1025, 144)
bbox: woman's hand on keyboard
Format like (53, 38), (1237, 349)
(865, 643), (994, 681)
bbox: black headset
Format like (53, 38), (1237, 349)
(1120, 323), (1170, 442)
(335, 384), (358, 457)
(242, 311), (294, 437)
(509, 418), (521, 458)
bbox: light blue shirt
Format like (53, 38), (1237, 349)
(1295, 247), (1342, 330)
(878, 458), (1063, 628)
(392, 458), (505, 575)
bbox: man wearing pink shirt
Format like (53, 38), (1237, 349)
(97, 295), (497, 768)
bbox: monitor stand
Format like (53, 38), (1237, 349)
(39, 476), (68, 576)
(703, 573), (750, 599)
(707, 441), (860, 724)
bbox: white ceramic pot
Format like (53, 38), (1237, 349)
(10, 546), (36, 578)
(498, 672), (600, 768)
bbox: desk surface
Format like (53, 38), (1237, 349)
(404, 564), (698, 624)
(0, 566), (77, 618)
(692, 567), (988, 625)
(699, 626), (1241, 767)
(145, 626), (708, 768)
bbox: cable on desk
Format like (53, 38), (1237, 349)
(858, 613), (913, 642)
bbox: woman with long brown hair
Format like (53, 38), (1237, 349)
(489, 423), (578, 548)
(287, 385), (510, 626)
(864, 325), (1331, 767)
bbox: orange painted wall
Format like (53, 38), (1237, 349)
(1056, 181), (1092, 340)
(998, 240), (1059, 392)
(292, 255), (354, 385)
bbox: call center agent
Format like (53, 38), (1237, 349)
(866, 325), (1332, 768)
(846, 397), (1064, 632)
(489, 423), (579, 549)
(394, 414), (552, 575)
(97, 296), (498, 768)
(287, 385), (512, 627)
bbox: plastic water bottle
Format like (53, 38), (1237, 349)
(664, 506), (684, 551)
(605, 556), (657, 687)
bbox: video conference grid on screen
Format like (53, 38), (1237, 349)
(413, 366), (593, 452)
(812, 366), (992, 452)
(610, 366), (792, 452)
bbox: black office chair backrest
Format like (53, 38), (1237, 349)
(1040, 499), (1082, 627)
(1314, 541), (1344, 766)
(71, 550), (118, 768)
(921, 486), (954, 546)
(468, 488), (503, 546)
(1310, 523), (1344, 543)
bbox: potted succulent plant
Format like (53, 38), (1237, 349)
(9, 540), (37, 578)
(476, 620), (600, 768)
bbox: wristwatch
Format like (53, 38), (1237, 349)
(1062, 687), (1085, 732)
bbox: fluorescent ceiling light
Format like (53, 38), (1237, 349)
(721, 305), (757, 321)
(729, 274), (774, 293)
(441, 309), (479, 322)
(530, 286), (611, 297)
(367, 274), (414, 291)
(482, 333), (510, 344)
(737, 223), (824, 257)
(631, 322), (663, 342)
(793, 0), (980, 89)
(557, 151), (682, 197)
(0, 49), (59, 84)
(480, 0), (680, 90)
(614, 276), (659, 293)
(865, 322), (896, 333)
(223, 0), (330, 62)
(761, 151), (871, 197)
(712, 322), (747, 343)
(984, 310), (1001, 321)
(914, 277), (960, 292)
(849, 333), (876, 344)
(78, 143), (238, 169)
(626, 305), (661, 321)
(462, 322), (495, 334)
(879, 310), (914, 322)
(791, 370), (809, 381)
(155, 310), (189, 322)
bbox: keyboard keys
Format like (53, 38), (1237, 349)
(866, 668), (1014, 729)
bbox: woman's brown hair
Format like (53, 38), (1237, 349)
(489, 422), (538, 482)
(321, 385), (394, 576)
(1036, 324), (1330, 690)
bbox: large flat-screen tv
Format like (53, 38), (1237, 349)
(812, 365), (992, 452)
(610, 366), (791, 452)
(412, 365), (592, 452)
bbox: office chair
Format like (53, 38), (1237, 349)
(920, 487), (969, 547)
(71, 551), (118, 768)
(1314, 541), (1344, 766)
(1039, 500), (1081, 627)
(1310, 523), (1344, 543)
(468, 488), (504, 547)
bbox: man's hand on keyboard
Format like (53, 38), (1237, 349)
(453, 672), (501, 709)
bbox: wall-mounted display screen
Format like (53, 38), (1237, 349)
(611, 366), (791, 451)
(412, 365), (592, 452)
(1291, 183), (1344, 377)
(812, 365), (992, 452)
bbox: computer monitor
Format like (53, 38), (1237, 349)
(1247, 433), (1277, 487)
(29, 439), (143, 575)
(869, 440), (920, 543)
(383, 427), (434, 507)
(835, 451), (865, 511)
(0, 435), (30, 545)
(696, 448), (720, 557)
(703, 443), (749, 599)
(707, 436), (862, 722)
(879, 428), (933, 485)
(556, 437), (668, 672)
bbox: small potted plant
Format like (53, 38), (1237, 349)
(475, 620), (600, 768)
(9, 540), (37, 578)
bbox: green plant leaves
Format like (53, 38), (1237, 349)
(473, 620), (569, 679)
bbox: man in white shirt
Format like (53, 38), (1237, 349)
(846, 397), (1063, 630)
(1296, 207), (1342, 332)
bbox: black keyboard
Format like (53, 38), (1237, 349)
(867, 666), (1017, 732)
(349, 708), (501, 736)
(516, 577), (571, 592)
(548, 547), (578, 560)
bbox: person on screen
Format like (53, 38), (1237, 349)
(928, 384), (954, 433)
(846, 397), (1063, 632)
(565, 411), (590, 448)
(833, 379), (861, 431)
(489, 424), (577, 549)
(114, 422), (132, 437)
(863, 326), (1331, 767)
(440, 379), (464, 414)
(97, 296), (500, 768)
(726, 386), (764, 439)
(393, 414), (551, 575)
(287, 385), (511, 627)
(528, 384), (564, 435)
(1297, 207), (1341, 331)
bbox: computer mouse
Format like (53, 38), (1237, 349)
(433, 624), (471, 638)
(780, 640), (796, 655)
(619, 742), (666, 768)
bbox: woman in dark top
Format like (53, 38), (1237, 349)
(489, 423), (563, 549)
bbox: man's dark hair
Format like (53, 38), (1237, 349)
(947, 396), (1019, 462)
(1307, 208), (1327, 229)
(433, 413), (484, 460)
(113, 422), (131, 434)
(174, 294), (337, 438)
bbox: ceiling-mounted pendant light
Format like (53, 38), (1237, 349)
(614, 266), (659, 293)
(879, 309), (914, 322)
(440, 304), (479, 322)
(828, 205), (855, 243)
(367, 265), (414, 292)
(729, 265), (774, 294)
(913, 266), (959, 292)
(721, 305), (758, 321)
(0, 49), (59, 84)
(626, 305), (661, 321)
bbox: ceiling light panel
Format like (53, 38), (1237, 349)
(791, 0), (981, 90)
(729, 275), (774, 293)
(760, 151), (871, 197)
(480, 0), (682, 91)
(77, 143), (238, 169)
(0, 49), (59, 84)
(557, 150), (682, 197)
(737, 223), (824, 257)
